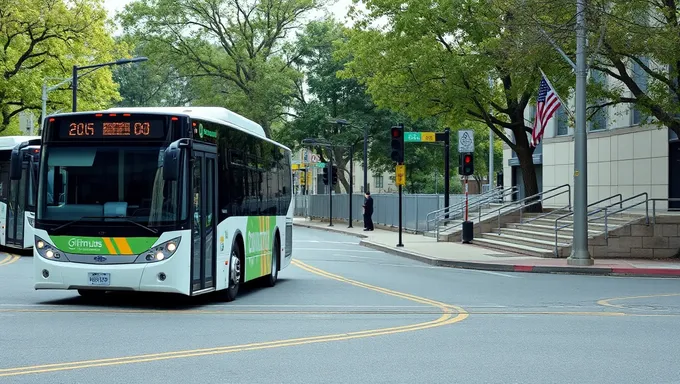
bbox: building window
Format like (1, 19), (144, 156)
(373, 175), (384, 189)
(556, 106), (569, 136)
(588, 70), (607, 131)
(631, 57), (650, 126)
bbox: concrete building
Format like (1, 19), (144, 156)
(502, 63), (676, 212)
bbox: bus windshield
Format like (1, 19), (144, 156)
(37, 145), (185, 226)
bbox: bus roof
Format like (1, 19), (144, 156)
(104, 106), (267, 139)
(0, 136), (41, 151)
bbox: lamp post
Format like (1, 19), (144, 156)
(331, 119), (368, 194)
(72, 57), (148, 112)
(302, 138), (354, 228)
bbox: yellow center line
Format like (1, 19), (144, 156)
(0, 259), (468, 377)
(0, 255), (19, 267)
(597, 293), (680, 309)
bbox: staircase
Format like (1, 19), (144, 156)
(473, 193), (648, 257)
(423, 186), (518, 241)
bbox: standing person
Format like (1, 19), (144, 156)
(363, 191), (374, 231)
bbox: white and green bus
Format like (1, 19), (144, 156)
(33, 107), (293, 300)
(0, 136), (41, 251)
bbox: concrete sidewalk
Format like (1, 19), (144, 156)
(293, 217), (680, 277)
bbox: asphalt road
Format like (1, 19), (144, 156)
(1, 228), (680, 383)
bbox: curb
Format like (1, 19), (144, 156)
(297, 222), (680, 278)
(359, 240), (680, 278)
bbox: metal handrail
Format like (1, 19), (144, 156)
(521, 205), (572, 224)
(552, 193), (648, 256)
(427, 186), (517, 231)
(431, 186), (520, 239)
(552, 193), (623, 224)
(426, 186), (508, 228)
(650, 198), (680, 224)
(480, 183), (572, 235)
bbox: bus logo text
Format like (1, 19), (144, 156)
(68, 238), (103, 249)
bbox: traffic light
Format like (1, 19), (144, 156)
(332, 165), (338, 185)
(322, 166), (329, 185)
(390, 124), (404, 163)
(460, 153), (474, 176)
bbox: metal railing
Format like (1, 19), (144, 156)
(492, 183), (571, 234)
(551, 193), (623, 229)
(425, 186), (517, 232)
(650, 198), (680, 224)
(456, 183), (573, 238)
(552, 193), (648, 256)
(425, 186), (502, 230)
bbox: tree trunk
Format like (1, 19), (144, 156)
(515, 146), (542, 213)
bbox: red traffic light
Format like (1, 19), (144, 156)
(464, 155), (472, 164)
(391, 127), (402, 137)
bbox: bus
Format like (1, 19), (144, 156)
(0, 136), (41, 251)
(32, 107), (293, 301)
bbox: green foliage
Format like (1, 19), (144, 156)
(118, 0), (321, 136)
(112, 38), (197, 107)
(0, 0), (123, 133)
(336, 0), (568, 205)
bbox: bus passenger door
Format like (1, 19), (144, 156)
(6, 164), (27, 248)
(191, 149), (217, 294)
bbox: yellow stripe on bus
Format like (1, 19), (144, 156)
(113, 238), (133, 255)
(102, 238), (117, 255)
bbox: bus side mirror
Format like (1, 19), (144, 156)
(9, 149), (22, 180)
(163, 147), (181, 181)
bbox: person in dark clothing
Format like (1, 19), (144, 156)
(363, 191), (374, 231)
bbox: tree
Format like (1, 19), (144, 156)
(112, 38), (197, 107)
(275, 19), (397, 194)
(523, 0), (680, 138)
(338, 0), (571, 211)
(0, 0), (123, 133)
(118, 0), (322, 137)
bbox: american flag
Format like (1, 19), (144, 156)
(530, 76), (561, 147)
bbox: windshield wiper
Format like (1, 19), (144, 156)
(50, 216), (158, 235)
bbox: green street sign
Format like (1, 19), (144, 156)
(404, 132), (436, 142)
(316, 162), (326, 168)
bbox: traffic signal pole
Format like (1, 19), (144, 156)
(461, 152), (474, 243)
(391, 124), (405, 247)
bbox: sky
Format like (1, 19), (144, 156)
(103, 0), (355, 26)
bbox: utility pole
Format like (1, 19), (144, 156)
(568, 0), (593, 265)
(444, 128), (450, 219)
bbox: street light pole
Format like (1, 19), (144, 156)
(72, 57), (148, 112)
(348, 145), (354, 228)
(568, 0), (593, 265)
(363, 126), (368, 193)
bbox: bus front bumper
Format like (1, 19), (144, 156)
(34, 255), (190, 295)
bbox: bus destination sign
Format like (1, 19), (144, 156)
(58, 119), (166, 139)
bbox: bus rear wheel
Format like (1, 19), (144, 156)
(263, 237), (279, 287)
(221, 244), (241, 302)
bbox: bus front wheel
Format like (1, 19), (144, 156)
(222, 244), (241, 302)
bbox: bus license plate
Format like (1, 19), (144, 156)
(88, 273), (110, 286)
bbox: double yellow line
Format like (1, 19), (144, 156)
(0, 254), (20, 267)
(0, 259), (468, 377)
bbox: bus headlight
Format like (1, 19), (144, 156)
(34, 236), (67, 262)
(135, 237), (181, 264)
